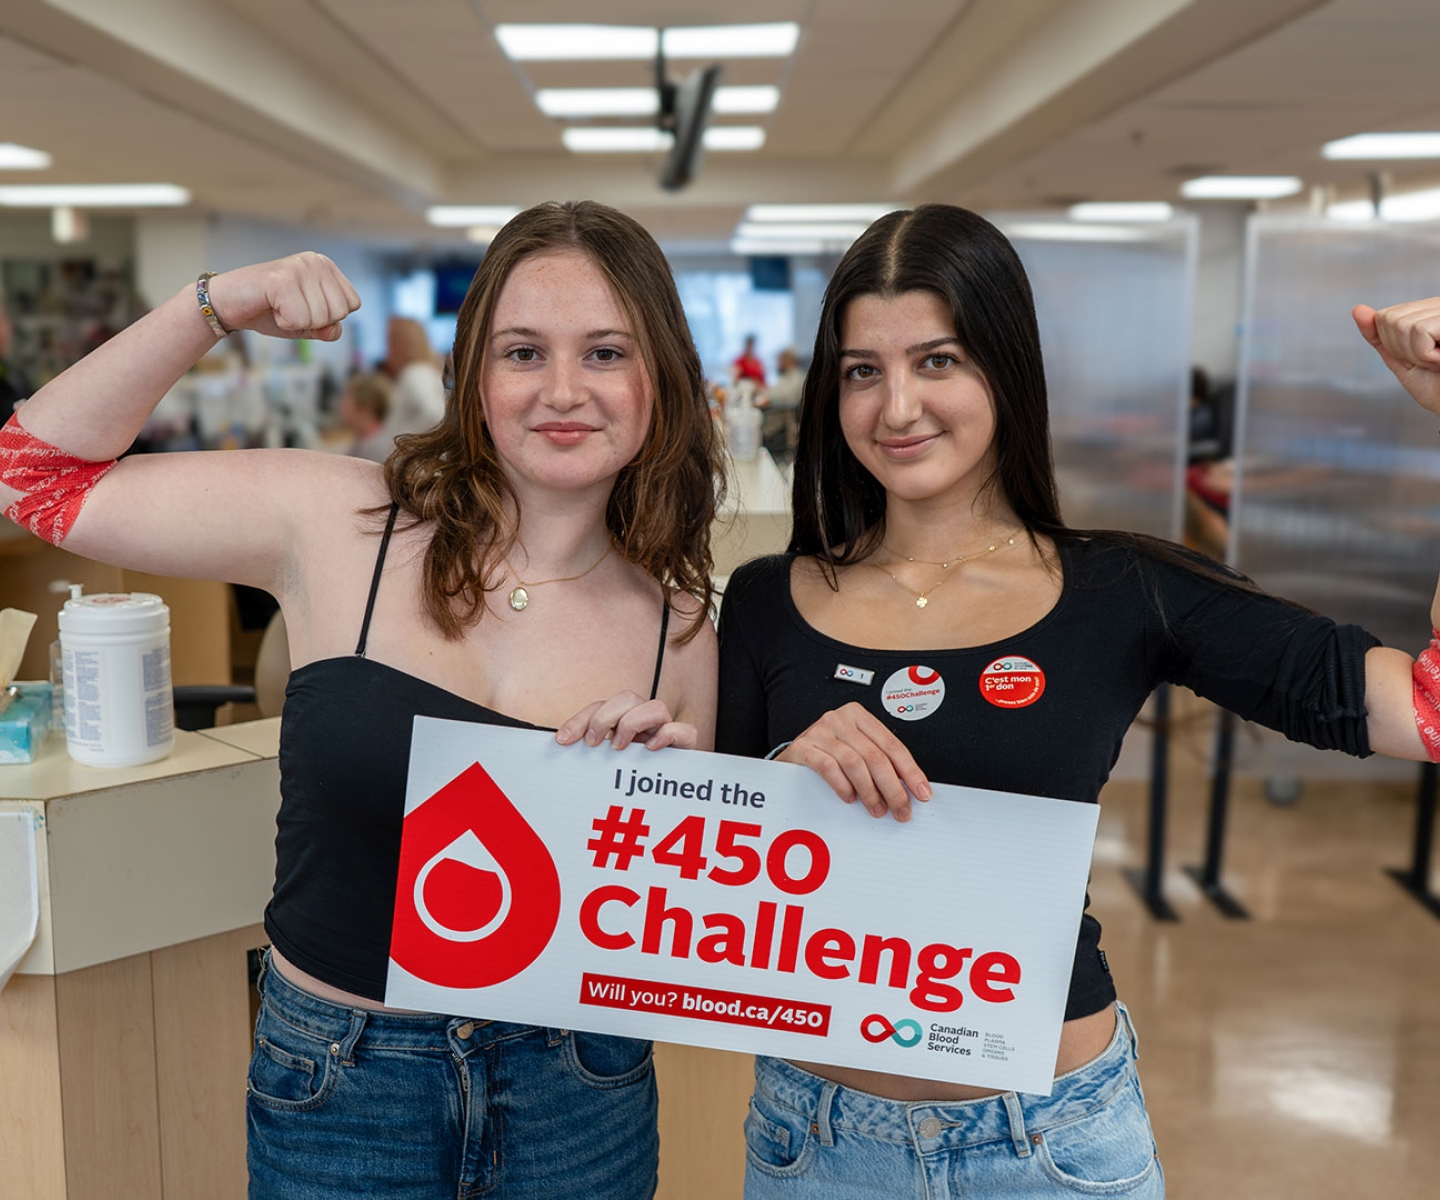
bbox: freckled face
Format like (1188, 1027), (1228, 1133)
(837, 290), (997, 507)
(480, 250), (653, 498)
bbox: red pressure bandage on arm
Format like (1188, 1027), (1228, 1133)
(1412, 631), (1440, 761)
(0, 414), (118, 545)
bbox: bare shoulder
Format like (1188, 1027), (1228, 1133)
(666, 589), (719, 664)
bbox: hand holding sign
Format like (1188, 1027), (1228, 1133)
(387, 719), (1099, 1094)
(776, 701), (931, 821)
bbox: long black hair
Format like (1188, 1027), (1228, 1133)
(789, 203), (1266, 603)
(791, 204), (1060, 562)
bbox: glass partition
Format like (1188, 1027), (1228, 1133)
(1230, 215), (1440, 779)
(996, 216), (1197, 538)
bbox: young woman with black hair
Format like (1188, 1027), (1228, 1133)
(717, 203), (1440, 1198)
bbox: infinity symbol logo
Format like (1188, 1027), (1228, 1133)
(860, 1013), (923, 1047)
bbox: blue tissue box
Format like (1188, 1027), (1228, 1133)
(0, 682), (54, 764)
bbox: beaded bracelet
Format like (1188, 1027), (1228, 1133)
(196, 271), (229, 338)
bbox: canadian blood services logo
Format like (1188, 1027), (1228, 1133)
(390, 762), (562, 989)
(860, 1013), (923, 1047)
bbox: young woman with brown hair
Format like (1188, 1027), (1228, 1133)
(717, 203), (1440, 1198)
(1, 200), (723, 1199)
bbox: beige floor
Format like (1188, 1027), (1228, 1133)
(1092, 734), (1440, 1198)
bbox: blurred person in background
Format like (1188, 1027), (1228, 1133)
(732, 333), (767, 387)
(0, 300), (33, 421)
(383, 315), (446, 438)
(338, 370), (393, 462)
(757, 346), (805, 463)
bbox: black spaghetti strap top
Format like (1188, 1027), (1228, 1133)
(265, 504), (672, 1000)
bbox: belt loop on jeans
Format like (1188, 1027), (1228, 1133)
(255, 947), (272, 993)
(546, 1027), (567, 1048)
(812, 1080), (838, 1148)
(1115, 1001), (1139, 1057)
(1002, 1092), (1032, 1158)
(335, 1007), (368, 1067)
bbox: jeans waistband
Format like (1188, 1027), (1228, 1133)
(258, 949), (564, 1054)
(753, 1002), (1137, 1156)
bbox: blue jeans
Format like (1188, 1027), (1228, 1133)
(744, 1003), (1163, 1199)
(247, 953), (658, 1199)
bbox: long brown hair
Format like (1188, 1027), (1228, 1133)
(381, 200), (723, 639)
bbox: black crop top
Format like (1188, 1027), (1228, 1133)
(265, 506), (671, 1001)
(716, 537), (1380, 1021)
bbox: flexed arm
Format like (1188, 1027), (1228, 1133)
(1353, 299), (1440, 759)
(0, 255), (362, 591)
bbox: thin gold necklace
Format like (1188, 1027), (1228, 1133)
(506, 543), (613, 612)
(869, 528), (1021, 609)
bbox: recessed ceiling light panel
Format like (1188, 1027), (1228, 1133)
(0, 143), (52, 170)
(426, 205), (521, 227)
(663, 24), (800, 58)
(1179, 176), (1303, 200)
(0, 183), (189, 207)
(1068, 202), (1174, 222)
(704, 127), (766, 151)
(744, 203), (898, 224)
(496, 22), (799, 61)
(563, 128), (671, 153)
(1323, 132), (1440, 160)
(735, 221), (868, 241)
(711, 86), (780, 115)
(495, 25), (657, 61)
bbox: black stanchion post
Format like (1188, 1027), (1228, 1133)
(1124, 683), (1180, 920)
(1387, 760), (1440, 918)
(1183, 708), (1250, 918)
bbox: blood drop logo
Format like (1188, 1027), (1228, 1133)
(390, 762), (561, 989)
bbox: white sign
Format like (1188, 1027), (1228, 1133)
(386, 718), (1099, 1094)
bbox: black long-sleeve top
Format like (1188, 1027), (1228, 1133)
(716, 536), (1379, 1020)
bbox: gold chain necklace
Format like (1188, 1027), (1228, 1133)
(868, 529), (1021, 609)
(506, 543), (613, 612)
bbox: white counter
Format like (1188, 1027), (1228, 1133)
(0, 719), (281, 976)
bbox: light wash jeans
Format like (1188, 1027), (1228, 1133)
(246, 952), (658, 1199)
(744, 1002), (1163, 1199)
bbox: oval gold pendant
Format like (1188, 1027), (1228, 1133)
(916, 596), (928, 608)
(508, 586), (529, 612)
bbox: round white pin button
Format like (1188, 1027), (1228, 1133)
(881, 665), (945, 721)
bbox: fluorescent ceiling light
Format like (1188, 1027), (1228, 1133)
(496, 25), (656, 60)
(563, 127), (671, 153)
(1336, 186), (1440, 222)
(1323, 132), (1440, 160)
(561, 127), (766, 153)
(745, 203), (897, 223)
(1326, 200), (1376, 222)
(1180, 175), (1302, 200)
(426, 205), (521, 227)
(537, 89), (658, 118)
(735, 221), (866, 241)
(664, 24), (799, 58)
(730, 238), (825, 256)
(712, 86), (780, 114)
(0, 143), (52, 170)
(495, 22), (799, 61)
(1001, 223), (1154, 243)
(536, 86), (779, 118)
(1068, 202), (1173, 222)
(0, 183), (189, 207)
(704, 126), (766, 151)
